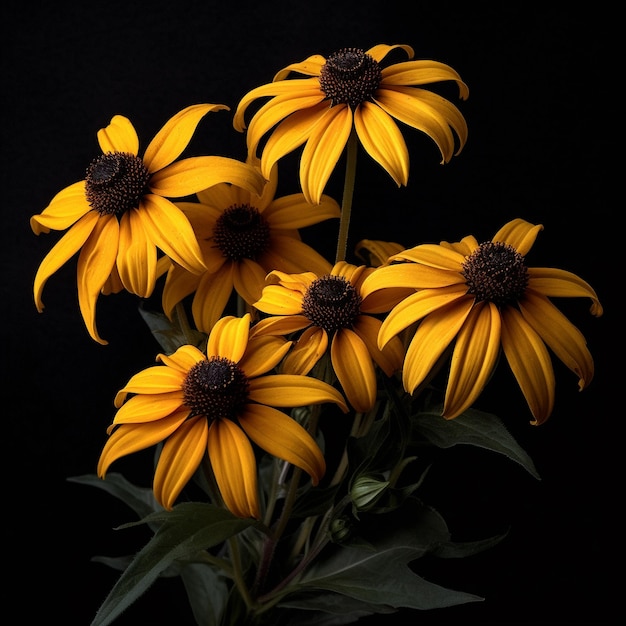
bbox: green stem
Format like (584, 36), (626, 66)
(173, 302), (196, 345)
(335, 130), (358, 263)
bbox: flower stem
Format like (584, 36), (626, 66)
(173, 302), (196, 345)
(335, 130), (358, 264)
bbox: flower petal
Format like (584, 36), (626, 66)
(157, 344), (206, 373)
(403, 297), (474, 395)
(207, 418), (260, 519)
(162, 263), (201, 319)
(114, 366), (186, 407)
(149, 156), (265, 198)
(97, 115), (139, 154)
(492, 218), (543, 256)
(97, 411), (188, 478)
(263, 193), (340, 228)
(255, 284), (305, 315)
(154, 415), (208, 510)
(30, 181), (90, 234)
(239, 335), (293, 378)
(443, 302), (501, 419)
(143, 104), (227, 173)
(233, 258), (268, 305)
(500, 306), (555, 425)
(116, 209), (157, 297)
(261, 235), (333, 277)
(281, 326), (328, 375)
(392, 243), (467, 268)
(331, 329), (377, 413)
(300, 105), (352, 204)
(248, 373), (348, 413)
(353, 314), (404, 376)
(354, 101), (409, 185)
(112, 391), (186, 425)
(136, 194), (206, 274)
(207, 313), (251, 363)
(239, 403), (325, 485)
(191, 264), (235, 334)
(528, 268), (603, 317)
(520, 291), (594, 390)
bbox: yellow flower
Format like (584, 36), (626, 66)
(97, 313), (348, 518)
(360, 219), (604, 425)
(253, 262), (405, 413)
(234, 44), (468, 204)
(162, 161), (340, 334)
(31, 104), (265, 344)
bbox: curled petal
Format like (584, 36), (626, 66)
(97, 411), (188, 477)
(157, 344), (206, 373)
(248, 373), (348, 413)
(143, 104), (228, 173)
(331, 329), (377, 413)
(97, 115), (139, 155)
(154, 415), (208, 510)
(273, 56), (326, 81)
(208, 419), (260, 519)
(240, 403), (325, 485)
(443, 302), (501, 419)
(501, 307), (555, 425)
(492, 218), (543, 256)
(30, 181), (89, 234)
(207, 313), (251, 363)
(281, 326), (328, 375)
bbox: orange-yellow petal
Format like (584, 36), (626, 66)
(97, 115), (139, 155)
(207, 418), (260, 519)
(238, 335), (293, 379)
(492, 218), (543, 256)
(114, 366), (186, 407)
(500, 306), (555, 425)
(353, 314), (404, 376)
(191, 263), (235, 334)
(116, 209), (157, 297)
(112, 391), (186, 425)
(443, 302), (501, 419)
(280, 326), (328, 375)
(30, 181), (90, 234)
(239, 403), (325, 485)
(154, 415), (209, 510)
(207, 313), (251, 363)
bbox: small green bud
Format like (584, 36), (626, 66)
(351, 475), (389, 511)
(329, 515), (352, 543)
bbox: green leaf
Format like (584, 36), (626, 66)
(67, 473), (162, 525)
(412, 403), (541, 480)
(180, 563), (229, 626)
(138, 304), (206, 353)
(292, 498), (483, 611)
(91, 502), (257, 626)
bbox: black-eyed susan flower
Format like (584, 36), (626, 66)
(252, 262), (406, 413)
(161, 161), (340, 334)
(97, 313), (348, 518)
(360, 219), (604, 425)
(31, 104), (266, 344)
(233, 44), (469, 204)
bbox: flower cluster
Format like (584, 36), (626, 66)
(31, 44), (602, 625)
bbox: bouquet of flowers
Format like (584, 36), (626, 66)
(30, 43), (602, 626)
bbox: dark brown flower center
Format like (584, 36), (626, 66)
(319, 48), (382, 108)
(461, 241), (529, 306)
(85, 152), (150, 216)
(302, 275), (362, 334)
(183, 357), (249, 421)
(212, 204), (271, 261)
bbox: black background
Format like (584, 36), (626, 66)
(4, 1), (619, 624)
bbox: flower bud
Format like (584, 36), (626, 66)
(329, 515), (352, 543)
(350, 475), (389, 511)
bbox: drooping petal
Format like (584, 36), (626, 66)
(33, 211), (100, 312)
(239, 403), (325, 485)
(97, 411), (188, 477)
(262, 193), (341, 228)
(353, 314), (404, 376)
(402, 297), (475, 395)
(238, 335), (293, 378)
(76, 214), (120, 344)
(500, 306), (555, 425)
(443, 302), (502, 419)
(207, 313), (251, 363)
(97, 115), (139, 155)
(113, 366), (186, 407)
(300, 105), (352, 205)
(116, 209), (157, 297)
(259, 103), (329, 181)
(149, 156), (265, 198)
(248, 373), (348, 413)
(528, 268), (603, 316)
(191, 264), (235, 334)
(378, 285), (470, 348)
(381, 60), (469, 101)
(354, 101), (409, 185)
(492, 218), (543, 256)
(143, 104), (228, 173)
(520, 291), (594, 390)
(157, 344), (206, 373)
(154, 415), (209, 510)
(331, 329), (377, 413)
(136, 194), (206, 274)
(261, 235), (333, 276)
(207, 418), (260, 519)
(280, 326), (328, 375)
(30, 181), (90, 234)
(233, 258), (269, 305)
(112, 391), (186, 425)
